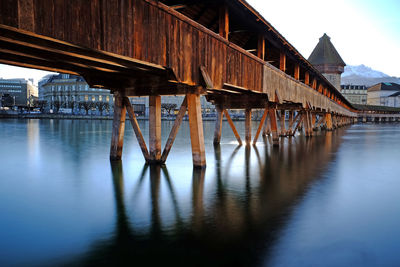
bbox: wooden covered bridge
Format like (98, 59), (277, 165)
(0, 0), (361, 167)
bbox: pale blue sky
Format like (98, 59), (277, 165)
(247, 0), (400, 77)
(0, 0), (399, 82)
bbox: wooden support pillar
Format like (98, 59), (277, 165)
(245, 108), (252, 145)
(293, 112), (303, 135)
(110, 92), (126, 160)
(257, 35), (265, 61)
(294, 64), (300, 80)
(213, 106), (224, 145)
(312, 113), (317, 130)
(287, 110), (294, 136)
(305, 71), (310, 85)
(187, 93), (206, 167)
(279, 110), (286, 137)
(253, 108), (268, 145)
(308, 111), (313, 136)
(269, 108), (279, 146)
(302, 112), (309, 137)
(149, 95), (161, 162)
(326, 113), (333, 131)
(161, 96), (188, 163)
(219, 5), (229, 39)
(279, 52), (286, 72)
(124, 97), (150, 161)
(224, 110), (242, 145)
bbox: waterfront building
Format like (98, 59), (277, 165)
(308, 33), (345, 91)
(40, 73), (214, 115)
(340, 85), (367, 105)
(0, 78), (38, 108)
(40, 73), (114, 113)
(367, 82), (400, 107)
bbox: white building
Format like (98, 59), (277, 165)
(367, 82), (400, 107)
(340, 85), (367, 105)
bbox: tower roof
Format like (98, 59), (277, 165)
(308, 33), (345, 66)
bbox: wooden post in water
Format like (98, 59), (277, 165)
(149, 95), (161, 162)
(214, 106), (224, 145)
(287, 110), (294, 136)
(312, 113), (317, 131)
(279, 110), (286, 137)
(269, 108), (279, 146)
(326, 113), (333, 131)
(224, 110), (242, 145)
(110, 92), (126, 160)
(161, 97), (188, 163)
(187, 93), (206, 168)
(245, 108), (252, 145)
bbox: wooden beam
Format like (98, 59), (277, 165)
(257, 35), (265, 60)
(305, 71), (310, 85)
(293, 112), (304, 135)
(161, 96), (188, 163)
(279, 110), (286, 137)
(187, 94), (206, 167)
(326, 113), (333, 131)
(219, 5), (229, 39)
(287, 110), (294, 136)
(123, 97), (150, 161)
(269, 108), (279, 146)
(149, 95), (161, 162)
(253, 108), (268, 144)
(245, 108), (252, 145)
(213, 106), (224, 145)
(223, 110), (242, 145)
(279, 52), (286, 72)
(294, 64), (300, 80)
(110, 92), (126, 160)
(311, 113), (316, 130)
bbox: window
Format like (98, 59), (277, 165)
(99, 95), (102, 101)
(84, 95), (88, 101)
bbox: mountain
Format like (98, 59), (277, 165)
(341, 64), (400, 86)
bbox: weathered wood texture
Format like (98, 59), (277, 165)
(110, 93), (126, 160)
(262, 64), (353, 116)
(0, 0), (354, 115)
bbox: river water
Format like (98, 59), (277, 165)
(0, 119), (400, 266)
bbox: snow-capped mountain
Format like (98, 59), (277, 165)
(341, 64), (400, 86)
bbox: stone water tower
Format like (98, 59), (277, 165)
(308, 33), (345, 91)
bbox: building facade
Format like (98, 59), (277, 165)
(308, 33), (345, 91)
(340, 85), (367, 105)
(0, 78), (38, 108)
(40, 74), (114, 113)
(367, 82), (400, 107)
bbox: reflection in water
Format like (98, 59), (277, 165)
(4, 120), (400, 266)
(74, 130), (344, 266)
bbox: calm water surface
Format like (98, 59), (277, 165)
(1, 119), (400, 266)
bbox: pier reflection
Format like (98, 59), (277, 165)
(80, 130), (345, 266)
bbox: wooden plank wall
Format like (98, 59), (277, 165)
(0, 0), (263, 91)
(262, 64), (354, 116)
(0, 0), (351, 115)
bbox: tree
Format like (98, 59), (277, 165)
(96, 101), (110, 115)
(161, 103), (177, 116)
(79, 101), (94, 115)
(52, 100), (63, 113)
(33, 99), (47, 112)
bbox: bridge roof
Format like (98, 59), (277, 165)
(308, 33), (345, 66)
